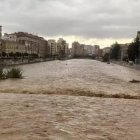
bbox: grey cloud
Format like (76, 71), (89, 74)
(0, 0), (140, 39)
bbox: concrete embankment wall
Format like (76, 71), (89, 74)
(0, 58), (55, 67)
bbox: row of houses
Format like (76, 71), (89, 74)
(0, 27), (69, 59)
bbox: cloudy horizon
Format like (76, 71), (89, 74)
(0, 0), (140, 47)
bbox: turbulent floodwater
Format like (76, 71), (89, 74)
(0, 93), (140, 140)
(0, 59), (140, 96)
(0, 59), (140, 140)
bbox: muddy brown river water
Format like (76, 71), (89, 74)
(0, 59), (140, 139)
(0, 59), (140, 96)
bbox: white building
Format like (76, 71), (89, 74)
(84, 45), (95, 56)
(48, 39), (57, 56)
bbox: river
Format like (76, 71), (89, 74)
(0, 59), (140, 96)
(0, 59), (140, 140)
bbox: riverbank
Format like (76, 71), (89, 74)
(0, 57), (73, 67)
(0, 58), (56, 67)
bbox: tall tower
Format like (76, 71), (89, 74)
(0, 25), (2, 39)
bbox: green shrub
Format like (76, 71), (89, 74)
(6, 67), (23, 79)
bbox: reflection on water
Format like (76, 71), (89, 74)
(0, 59), (140, 95)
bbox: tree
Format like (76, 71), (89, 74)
(110, 42), (121, 60)
(128, 37), (140, 61)
(15, 52), (20, 57)
(92, 54), (96, 59)
(24, 53), (28, 57)
(2, 52), (6, 58)
(9, 52), (14, 58)
(134, 37), (140, 59)
(128, 42), (135, 61)
(103, 53), (110, 62)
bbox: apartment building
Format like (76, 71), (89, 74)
(2, 32), (48, 57)
(72, 42), (85, 57)
(57, 38), (69, 58)
(48, 40), (57, 57)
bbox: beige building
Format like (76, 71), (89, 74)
(2, 32), (48, 57)
(0, 40), (26, 57)
(48, 40), (57, 56)
(38, 38), (48, 58)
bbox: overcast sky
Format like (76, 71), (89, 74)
(0, 0), (140, 47)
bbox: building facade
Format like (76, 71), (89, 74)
(57, 38), (69, 58)
(48, 40), (57, 57)
(72, 42), (85, 57)
(0, 40), (26, 57)
(72, 41), (100, 58)
(1, 32), (48, 58)
(119, 44), (129, 61)
(84, 45), (95, 57)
